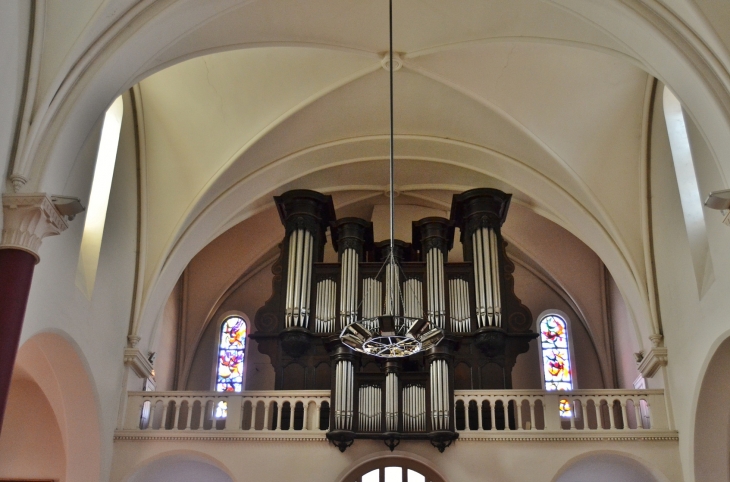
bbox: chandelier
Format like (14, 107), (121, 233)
(338, 0), (445, 358)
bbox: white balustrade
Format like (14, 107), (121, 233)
(122, 390), (331, 435)
(453, 389), (670, 435)
(118, 389), (671, 441)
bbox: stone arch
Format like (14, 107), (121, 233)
(0, 331), (102, 481)
(551, 450), (668, 482)
(122, 451), (234, 482)
(337, 452), (447, 482)
(694, 332), (730, 481)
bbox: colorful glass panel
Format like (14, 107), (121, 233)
(559, 399), (572, 418)
(216, 316), (246, 392)
(539, 314), (573, 391)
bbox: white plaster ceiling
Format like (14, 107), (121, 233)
(136, 33), (649, 335)
(48, 0), (662, 348)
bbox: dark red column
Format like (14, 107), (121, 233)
(0, 248), (37, 433)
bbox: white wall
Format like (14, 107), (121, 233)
(651, 81), (730, 480)
(16, 91), (139, 479)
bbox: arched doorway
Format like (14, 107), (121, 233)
(340, 456), (445, 482)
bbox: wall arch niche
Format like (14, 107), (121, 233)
(340, 456), (445, 482)
(0, 332), (101, 481)
(126, 453), (233, 482)
(552, 452), (664, 482)
(694, 334), (730, 482)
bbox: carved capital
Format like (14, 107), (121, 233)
(1, 193), (68, 262)
(637, 346), (668, 378)
(124, 347), (154, 379)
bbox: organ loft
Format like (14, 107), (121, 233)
(251, 187), (537, 452)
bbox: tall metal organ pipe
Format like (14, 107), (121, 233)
(335, 359), (354, 430)
(385, 363), (399, 432)
(413, 218), (454, 331)
(472, 226), (502, 328)
(430, 358), (450, 430)
(275, 190), (336, 331)
(339, 248), (358, 327)
(285, 228), (314, 328)
(450, 189), (511, 329)
(333, 218), (373, 330)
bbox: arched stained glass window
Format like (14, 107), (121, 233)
(539, 314), (573, 392)
(216, 316), (247, 392)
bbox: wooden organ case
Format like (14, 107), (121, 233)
(252, 188), (537, 452)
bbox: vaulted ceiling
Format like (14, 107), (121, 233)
(128, 1), (652, 344)
(25, 0), (730, 348)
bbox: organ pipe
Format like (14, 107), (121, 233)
(285, 228), (315, 328)
(403, 278), (423, 321)
(472, 227), (501, 328)
(386, 372), (398, 431)
(449, 278), (471, 332)
(315, 279), (337, 333)
(384, 261), (400, 316)
(339, 248), (358, 328)
(362, 278), (382, 330)
(358, 385), (382, 432)
(430, 359), (449, 430)
(335, 360), (354, 430)
(426, 248), (446, 329)
(402, 384), (426, 432)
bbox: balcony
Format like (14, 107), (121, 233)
(115, 389), (676, 442)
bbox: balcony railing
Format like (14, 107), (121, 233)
(115, 389), (675, 441)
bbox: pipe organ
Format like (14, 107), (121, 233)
(253, 188), (536, 451)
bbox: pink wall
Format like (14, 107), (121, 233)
(0, 377), (66, 481)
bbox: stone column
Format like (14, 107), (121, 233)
(0, 193), (68, 433)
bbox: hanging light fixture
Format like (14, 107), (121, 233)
(339, 0), (445, 358)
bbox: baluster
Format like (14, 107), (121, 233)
(488, 397), (495, 431)
(634, 400), (643, 430)
(183, 399), (192, 430)
(159, 399), (169, 430)
(276, 399), (284, 431)
(606, 398), (615, 429)
(503, 399), (512, 431)
(515, 399), (522, 431)
(569, 399), (576, 430)
(477, 398), (483, 431)
(596, 400), (606, 431)
(620, 400), (629, 430)
(263, 400), (271, 430)
(529, 401), (536, 431)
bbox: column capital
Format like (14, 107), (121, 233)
(1, 193), (68, 262)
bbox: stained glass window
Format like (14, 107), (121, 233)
(216, 316), (247, 392)
(539, 314), (573, 392)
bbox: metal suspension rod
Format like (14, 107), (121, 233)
(388, 0), (396, 315)
(389, 0), (394, 254)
